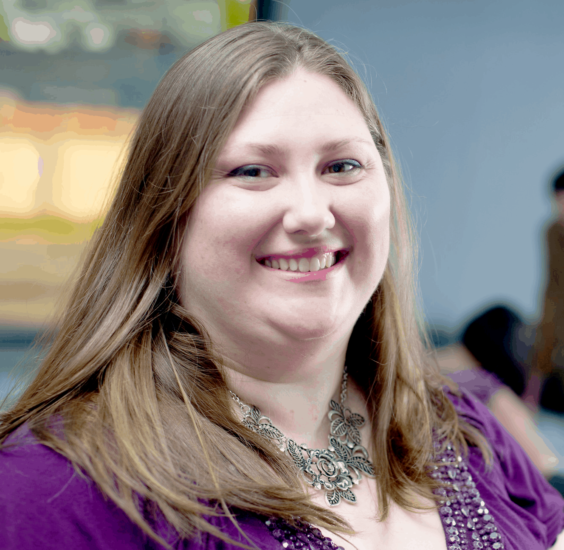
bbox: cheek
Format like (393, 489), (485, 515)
(353, 195), (390, 296)
(359, 213), (390, 287)
(180, 187), (268, 284)
(348, 181), (390, 263)
(373, 190), (391, 270)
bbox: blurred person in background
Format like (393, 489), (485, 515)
(435, 305), (563, 491)
(530, 169), (564, 412)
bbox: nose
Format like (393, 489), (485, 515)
(282, 177), (335, 237)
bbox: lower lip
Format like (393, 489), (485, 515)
(259, 256), (346, 283)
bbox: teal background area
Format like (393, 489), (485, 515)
(0, 331), (43, 407)
(0, 353), (30, 407)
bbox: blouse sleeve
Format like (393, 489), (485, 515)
(0, 427), (279, 550)
(0, 429), (165, 550)
(447, 387), (564, 549)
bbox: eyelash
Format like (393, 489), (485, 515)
(323, 159), (362, 175)
(228, 165), (272, 179)
(227, 159), (363, 180)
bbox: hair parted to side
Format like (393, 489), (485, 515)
(0, 21), (491, 548)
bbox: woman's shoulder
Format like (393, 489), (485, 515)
(0, 424), (162, 549)
(1, 423), (72, 477)
(443, 383), (541, 473)
(0, 424), (79, 506)
(0, 425), (277, 550)
(443, 383), (496, 428)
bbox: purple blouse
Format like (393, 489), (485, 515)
(1, 387), (563, 549)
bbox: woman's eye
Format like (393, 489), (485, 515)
(324, 160), (362, 175)
(228, 165), (273, 179)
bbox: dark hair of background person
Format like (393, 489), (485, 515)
(552, 169), (564, 193)
(462, 306), (527, 396)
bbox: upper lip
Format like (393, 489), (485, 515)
(255, 245), (350, 261)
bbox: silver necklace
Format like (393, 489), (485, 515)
(229, 366), (375, 506)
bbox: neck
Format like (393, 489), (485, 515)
(221, 333), (360, 450)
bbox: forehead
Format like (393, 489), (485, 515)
(222, 69), (373, 152)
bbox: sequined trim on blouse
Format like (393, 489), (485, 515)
(431, 440), (504, 550)
(265, 517), (343, 550)
(264, 441), (505, 550)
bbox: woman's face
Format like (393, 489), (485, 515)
(178, 69), (390, 355)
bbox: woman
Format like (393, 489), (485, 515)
(1, 22), (563, 550)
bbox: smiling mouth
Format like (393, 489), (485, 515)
(257, 250), (349, 273)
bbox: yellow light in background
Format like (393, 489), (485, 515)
(217, 0), (254, 32)
(0, 139), (41, 214)
(53, 140), (124, 220)
(0, 14), (10, 42)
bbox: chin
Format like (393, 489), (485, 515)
(270, 314), (349, 342)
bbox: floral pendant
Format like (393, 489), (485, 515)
(240, 398), (375, 506)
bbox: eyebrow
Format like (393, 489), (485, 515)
(319, 138), (375, 153)
(231, 137), (375, 157)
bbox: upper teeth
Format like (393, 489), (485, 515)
(263, 253), (337, 272)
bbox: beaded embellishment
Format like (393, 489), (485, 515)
(265, 516), (345, 550)
(264, 440), (505, 550)
(431, 441), (504, 550)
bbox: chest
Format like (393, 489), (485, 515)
(309, 478), (447, 550)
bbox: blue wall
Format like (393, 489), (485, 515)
(286, 0), (564, 332)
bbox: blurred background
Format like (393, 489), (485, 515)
(1, 0), (564, 483)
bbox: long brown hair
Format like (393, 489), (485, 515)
(0, 22), (491, 548)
